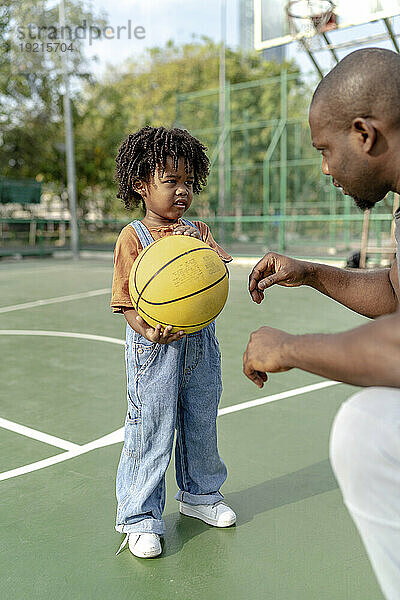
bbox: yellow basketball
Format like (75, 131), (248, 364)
(129, 234), (229, 334)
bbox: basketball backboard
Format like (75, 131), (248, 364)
(254, 0), (400, 51)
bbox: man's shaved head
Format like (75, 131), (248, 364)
(312, 48), (400, 130)
(308, 48), (400, 210)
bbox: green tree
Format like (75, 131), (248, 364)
(0, 0), (105, 186)
(74, 38), (308, 218)
(1, 26), (312, 222)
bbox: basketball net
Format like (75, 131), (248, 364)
(287, 0), (337, 52)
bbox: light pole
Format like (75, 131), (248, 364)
(218, 0), (226, 244)
(59, 0), (79, 260)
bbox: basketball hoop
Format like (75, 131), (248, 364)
(286, 0), (337, 48)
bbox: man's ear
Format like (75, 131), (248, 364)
(352, 118), (377, 153)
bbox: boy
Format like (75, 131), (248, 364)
(111, 126), (236, 558)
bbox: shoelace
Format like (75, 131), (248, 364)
(116, 504), (226, 555)
(116, 532), (160, 556)
(115, 533), (130, 556)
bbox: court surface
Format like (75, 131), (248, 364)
(0, 258), (384, 600)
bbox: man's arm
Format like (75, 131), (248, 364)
(306, 260), (399, 318)
(249, 253), (399, 318)
(243, 311), (400, 389)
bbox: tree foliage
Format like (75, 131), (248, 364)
(73, 38), (310, 217)
(0, 16), (312, 218)
(0, 1), (105, 186)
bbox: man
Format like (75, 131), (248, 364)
(243, 48), (400, 600)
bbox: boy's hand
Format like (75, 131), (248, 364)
(136, 315), (185, 344)
(173, 225), (201, 240)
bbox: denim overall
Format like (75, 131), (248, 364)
(115, 219), (228, 536)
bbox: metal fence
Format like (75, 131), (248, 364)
(174, 70), (396, 259)
(0, 71), (396, 261)
(0, 209), (396, 264)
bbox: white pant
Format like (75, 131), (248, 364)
(330, 388), (400, 600)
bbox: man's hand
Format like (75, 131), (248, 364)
(243, 326), (294, 388)
(173, 225), (201, 239)
(248, 252), (313, 304)
(136, 315), (185, 344)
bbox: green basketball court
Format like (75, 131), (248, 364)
(0, 258), (383, 599)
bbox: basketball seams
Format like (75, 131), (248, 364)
(139, 271), (228, 306)
(131, 238), (160, 310)
(136, 273), (229, 329)
(129, 236), (229, 332)
(131, 236), (202, 307)
(136, 246), (220, 307)
(136, 303), (224, 329)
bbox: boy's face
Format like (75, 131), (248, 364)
(137, 156), (195, 224)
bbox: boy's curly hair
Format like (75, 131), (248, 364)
(115, 126), (210, 210)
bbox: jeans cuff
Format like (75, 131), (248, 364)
(115, 518), (165, 535)
(175, 490), (224, 505)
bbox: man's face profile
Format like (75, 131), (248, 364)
(309, 101), (389, 211)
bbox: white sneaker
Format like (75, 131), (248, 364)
(179, 501), (236, 527)
(116, 533), (162, 558)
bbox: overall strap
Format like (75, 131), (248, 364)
(180, 217), (201, 235)
(130, 218), (201, 248)
(395, 209), (400, 286)
(129, 220), (154, 249)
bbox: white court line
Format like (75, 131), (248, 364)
(0, 330), (125, 480)
(0, 265), (111, 277)
(0, 288), (110, 314)
(0, 380), (341, 482)
(218, 380), (341, 416)
(0, 428), (125, 482)
(0, 417), (79, 451)
(0, 329), (125, 346)
(0, 330), (342, 482)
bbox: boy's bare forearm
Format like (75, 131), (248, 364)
(306, 262), (398, 318)
(123, 308), (185, 344)
(123, 308), (146, 335)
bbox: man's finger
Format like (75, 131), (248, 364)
(243, 365), (267, 388)
(248, 266), (265, 291)
(249, 260), (275, 290)
(249, 288), (264, 304)
(253, 370), (268, 387)
(258, 270), (288, 290)
(243, 350), (268, 388)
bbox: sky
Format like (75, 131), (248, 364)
(61, 0), (400, 77)
(83, 0), (239, 75)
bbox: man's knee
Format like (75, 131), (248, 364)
(329, 387), (400, 512)
(330, 388), (374, 492)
